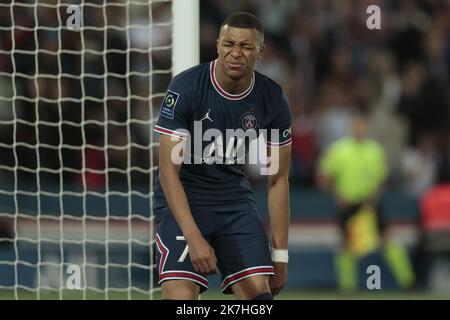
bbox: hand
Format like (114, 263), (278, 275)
(269, 262), (287, 296)
(186, 234), (218, 275)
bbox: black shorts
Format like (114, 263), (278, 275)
(337, 202), (386, 241)
(154, 207), (274, 294)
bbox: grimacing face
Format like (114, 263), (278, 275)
(216, 25), (264, 80)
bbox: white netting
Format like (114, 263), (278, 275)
(0, 0), (172, 299)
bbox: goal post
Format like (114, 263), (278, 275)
(0, 0), (199, 300)
(172, 0), (199, 76)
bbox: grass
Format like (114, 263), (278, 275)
(1, 289), (449, 300)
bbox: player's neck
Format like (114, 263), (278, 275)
(214, 61), (253, 95)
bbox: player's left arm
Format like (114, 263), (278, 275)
(266, 144), (291, 296)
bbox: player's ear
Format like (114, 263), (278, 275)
(258, 43), (265, 60)
(216, 38), (220, 54)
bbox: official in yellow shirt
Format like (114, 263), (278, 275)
(319, 135), (387, 206)
(317, 110), (415, 292)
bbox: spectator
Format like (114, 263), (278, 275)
(397, 61), (449, 145)
(436, 132), (450, 184)
(400, 132), (438, 196)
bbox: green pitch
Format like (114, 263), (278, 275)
(1, 289), (449, 300)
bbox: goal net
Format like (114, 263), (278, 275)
(0, 0), (175, 299)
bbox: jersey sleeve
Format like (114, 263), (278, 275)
(154, 76), (191, 140)
(266, 93), (292, 148)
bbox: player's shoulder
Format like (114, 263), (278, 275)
(169, 62), (210, 92)
(254, 70), (284, 97)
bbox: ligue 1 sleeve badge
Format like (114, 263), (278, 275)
(240, 112), (258, 130)
(160, 90), (179, 119)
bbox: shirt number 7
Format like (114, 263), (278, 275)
(176, 236), (189, 263)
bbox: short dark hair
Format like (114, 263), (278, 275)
(220, 12), (264, 41)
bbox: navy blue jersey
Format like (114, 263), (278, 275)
(154, 60), (292, 212)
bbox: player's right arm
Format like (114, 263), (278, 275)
(158, 126), (217, 275)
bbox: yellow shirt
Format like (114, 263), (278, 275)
(319, 137), (387, 204)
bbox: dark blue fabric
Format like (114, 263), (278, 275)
(154, 61), (292, 213)
(154, 207), (272, 294)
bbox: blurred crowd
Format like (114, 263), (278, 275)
(0, 0), (173, 191)
(1, 0), (449, 293)
(206, 0), (450, 198)
(0, 0), (449, 199)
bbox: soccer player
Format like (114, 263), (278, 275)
(317, 110), (415, 292)
(153, 12), (292, 300)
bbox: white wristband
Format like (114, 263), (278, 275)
(271, 249), (289, 263)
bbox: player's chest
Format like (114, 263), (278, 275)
(191, 95), (269, 133)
